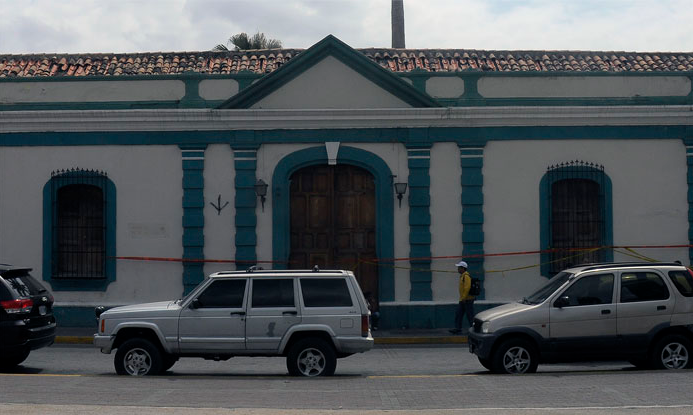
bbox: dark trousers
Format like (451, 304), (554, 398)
(454, 300), (475, 330)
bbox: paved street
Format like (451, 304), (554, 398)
(3, 344), (693, 414)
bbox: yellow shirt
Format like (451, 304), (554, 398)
(458, 271), (474, 301)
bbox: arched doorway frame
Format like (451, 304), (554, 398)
(272, 145), (395, 302)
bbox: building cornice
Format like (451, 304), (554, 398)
(1, 106), (692, 133)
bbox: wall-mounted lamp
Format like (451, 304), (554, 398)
(393, 182), (408, 208)
(255, 179), (268, 212)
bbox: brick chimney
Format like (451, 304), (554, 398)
(391, 0), (405, 48)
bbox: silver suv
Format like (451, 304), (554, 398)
(94, 268), (373, 376)
(468, 262), (693, 374)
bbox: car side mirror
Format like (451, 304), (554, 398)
(190, 299), (201, 309)
(554, 296), (569, 308)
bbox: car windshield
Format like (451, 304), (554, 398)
(522, 272), (573, 305)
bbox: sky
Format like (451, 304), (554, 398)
(1, 0), (691, 55)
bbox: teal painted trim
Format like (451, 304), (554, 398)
(408, 146), (432, 301)
(539, 166), (614, 277)
(180, 75), (207, 108)
(378, 302), (502, 329)
(218, 35), (440, 109)
(233, 147), (259, 270)
(459, 148), (486, 299)
(1, 125), (690, 148)
(42, 171), (116, 292)
(53, 306), (100, 328)
(180, 144), (207, 293)
(271, 145), (395, 302)
(688, 152), (693, 266)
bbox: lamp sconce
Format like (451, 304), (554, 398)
(393, 182), (408, 208)
(254, 179), (268, 212)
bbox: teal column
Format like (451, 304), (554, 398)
(233, 145), (259, 270)
(180, 144), (207, 294)
(460, 146), (485, 299)
(686, 142), (693, 265)
(407, 145), (432, 301)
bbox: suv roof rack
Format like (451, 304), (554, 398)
(577, 262), (684, 272)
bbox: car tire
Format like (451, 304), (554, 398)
(114, 338), (163, 376)
(0, 349), (30, 369)
(491, 338), (538, 374)
(286, 338), (337, 377)
(651, 334), (693, 370)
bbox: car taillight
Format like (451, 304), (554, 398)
(0, 298), (34, 314)
(361, 314), (369, 337)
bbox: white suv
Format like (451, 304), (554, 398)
(94, 268), (373, 376)
(469, 262), (693, 374)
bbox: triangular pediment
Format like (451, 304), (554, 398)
(218, 35), (439, 109)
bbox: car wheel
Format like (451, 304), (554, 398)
(286, 338), (337, 377)
(651, 335), (692, 370)
(114, 338), (163, 376)
(491, 338), (538, 374)
(0, 349), (30, 369)
(478, 357), (493, 371)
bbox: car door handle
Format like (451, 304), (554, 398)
(657, 306), (666, 311)
(601, 309), (611, 315)
(283, 311), (298, 316)
(230, 311), (246, 316)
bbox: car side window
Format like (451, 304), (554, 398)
(668, 270), (693, 297)
(301, 278), (353, 307)
(620, 272), (669, 303)
(195, 279), (246, 308)
(557, 274), (614, 307)
(252, 279), (295, 308)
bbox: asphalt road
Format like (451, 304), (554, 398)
(2, 344), (693, 414)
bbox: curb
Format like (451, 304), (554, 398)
(55, 336), (468, 346)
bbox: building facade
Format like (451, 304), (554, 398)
(1, 36), (692, 328)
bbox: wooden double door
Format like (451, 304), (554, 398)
(289, 164), (379, 309)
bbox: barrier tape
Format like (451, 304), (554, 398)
(114, 244), (692, 275)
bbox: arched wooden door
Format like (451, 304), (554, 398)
(289, 164), (379, 309)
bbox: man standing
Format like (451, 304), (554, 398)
(449, 260), (475, 334)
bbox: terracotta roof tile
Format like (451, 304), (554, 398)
(1, 48), (692, 78)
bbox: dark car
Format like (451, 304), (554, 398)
(0, 265), (56, 369)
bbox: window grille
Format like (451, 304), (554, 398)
(546, 161), (606, 274)
(50, 169), (108, 279)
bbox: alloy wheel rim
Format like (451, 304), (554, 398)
(661, 342), (689, 370)
(124, 348), (152, 376)
(297, 348), (326, 377)
(503, 346), (531, 374)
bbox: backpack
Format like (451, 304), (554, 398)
(469, 277), (481, 296)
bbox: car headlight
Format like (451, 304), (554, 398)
(481, 321), (490, 334)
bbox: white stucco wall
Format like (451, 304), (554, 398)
(483, 139), (689, 302)
(426, 77), (465, 98)
(429, 142), (464, 301)
(203, 144), (236, 275)
(0, 145), (183, 306)
(250, 56), (412, 109)
(0, 80), (185, 103)
(199, 79), (239, 101)
(478, 76), (691, 98)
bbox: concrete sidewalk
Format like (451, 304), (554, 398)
(55, 327), (469, 345)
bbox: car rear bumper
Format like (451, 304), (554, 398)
(0, 319), (56, 354)
(335, 336), (374, 353)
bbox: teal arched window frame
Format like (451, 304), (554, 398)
(539, 166), (613, 277)
(271, 146), (395, 302)
(42, 170), (117, 291)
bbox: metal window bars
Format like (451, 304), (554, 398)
(547, 161), (606, 275)
(51, 169), (107, 279)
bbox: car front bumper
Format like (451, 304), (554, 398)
(93, 334), (115, 354)
(467, 331), (497, 360)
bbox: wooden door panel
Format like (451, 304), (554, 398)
(290, 164), (379, 308)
